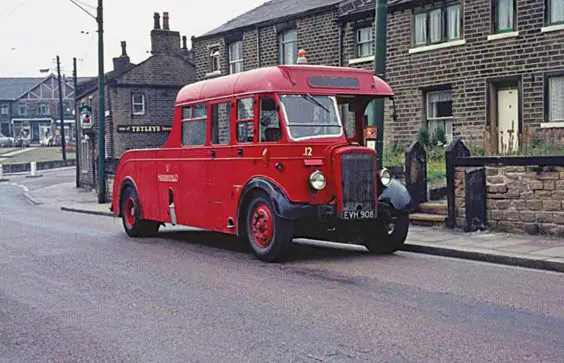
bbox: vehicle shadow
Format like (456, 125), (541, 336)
(152, 228), (385, 263)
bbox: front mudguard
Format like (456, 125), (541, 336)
(378, 179), (413, 214)
(238, 177), (312, 221)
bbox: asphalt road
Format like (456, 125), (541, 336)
(1, 169), (563, 362)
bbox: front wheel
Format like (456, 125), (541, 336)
(243, 192), (294, 262)
(363, 214), (409, 254)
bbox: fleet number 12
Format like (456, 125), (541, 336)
(303, 147), (312, 156)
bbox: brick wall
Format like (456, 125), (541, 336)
(386, 0), (564, 148)
(455, 165), (564, 237)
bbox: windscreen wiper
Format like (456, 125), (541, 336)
(301, 94), (330, 113)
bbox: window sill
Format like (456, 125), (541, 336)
(408, 39), (466, 54)
(541, 24), (564, 33)
(348, 55), (375, 65)
(540, 122), (564, 129)
(487, 31), (519, 41)
(205, 71), (222, 78)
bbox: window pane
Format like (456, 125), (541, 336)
(429, 9), (442, 42)
(237, 121), (254, 143)
(415, 13), (428, 44)
(551, 0), (564, 24)
(194, 103), (207, 118)
(182, 120), (206, 146)
(237, 98), (254, 120)
(447, 5), (461, 39)
(496, 0), (513, 31)
(427, 90), (453, 118)
(358, 27), (372, 43)
(284, 29), (297, 42)
(211, 102), (230, 145)
(549, 76), (564, 122)
(182, 107), (192, 119)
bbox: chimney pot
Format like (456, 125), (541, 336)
(163, 12), (170, 30)
(182, 35), (187, 50)
(121, 41), (127, 56)
(153, 12), (161, 30)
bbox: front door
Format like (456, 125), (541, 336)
(497, 88), (519, 153)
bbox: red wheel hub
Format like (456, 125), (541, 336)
(124, 197), (136, 228)
(250, 204), (274, 248)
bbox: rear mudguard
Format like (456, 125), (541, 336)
(238, 177), (312, 221)
(378, 179), (413, 214)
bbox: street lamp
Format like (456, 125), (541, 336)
(373, 0), (388, 171)
(70, 0), (106, 203)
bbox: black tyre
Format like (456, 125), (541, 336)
(243, 192), (294, 262)
(363, 214), (409, 254)
(120, 186), (160, 237)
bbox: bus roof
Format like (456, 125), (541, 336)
(176, 65), (393, 105)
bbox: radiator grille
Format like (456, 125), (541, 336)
(341, 153), (376, 212)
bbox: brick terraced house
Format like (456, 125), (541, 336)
(76, 12), (195, 192)
(192, 0), (564, 151)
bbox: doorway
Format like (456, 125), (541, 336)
(497, 88), (519, 153)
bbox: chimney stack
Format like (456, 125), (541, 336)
(182, 36), (187, 50)
(150, 11), (181, 55)
(113, 40), (132, 74)
(153, 12), (161, 30)
(163, 12), (170, 30)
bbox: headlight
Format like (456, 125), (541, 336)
(309, 171), (326, 191)
(379, 168), (392, 186)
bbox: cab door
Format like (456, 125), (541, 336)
(207, 99), (233, 232)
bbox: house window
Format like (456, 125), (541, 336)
(547, 0), (564, 25)
(279, 29), (298, 65)
(494, 0), (516, 33)
(181, 103), (207, 146)
(229, 41), (244, 74)
(414, 3), (462, 46)
(80, 139), (89, 174)
(18, 103), (27, 115)
(132, 94), (145, 115)
(548, 76), (564, 122)
(356, 27), (374, 57)
(425, 89), (453, 143)
(209, 46), (221, 73)
(0, 104), (8, 115)
(38, 102), (49, 115)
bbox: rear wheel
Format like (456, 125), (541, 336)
(244, 192), (294, 262)
(121, 186), (160, 237)
(363, 214), (409, 254)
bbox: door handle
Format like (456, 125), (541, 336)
(237, 148), (243, 157)
(210, 150), (216, 159)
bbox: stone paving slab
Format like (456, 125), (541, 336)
(24, 182), (564, 273)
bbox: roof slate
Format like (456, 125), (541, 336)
(200, 0), (344, 38)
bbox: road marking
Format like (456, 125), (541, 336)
(4, 182), (30, 192)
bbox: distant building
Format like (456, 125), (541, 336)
(76, 11), (196, 192)
(192, 0), (564, 151)
(0, 74), (86, 144)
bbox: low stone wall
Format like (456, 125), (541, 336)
(2, 159), (76, 174)
(455, 165), (564, 237)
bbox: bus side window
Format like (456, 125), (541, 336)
(259, 96), (281, 142)
(236, 98), (254, 143)
(211, 102), (231, 145)
(181, 104), (207, 146)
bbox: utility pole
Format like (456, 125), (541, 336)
(96, 0), (106, 203)
(56, 55), (67, 163)
(73, 57), (80, 188)
(373, 0), (388, 171)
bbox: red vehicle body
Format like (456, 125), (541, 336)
(111, 64), (413, 262)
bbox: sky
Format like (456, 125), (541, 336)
(0, 0), (267, 77)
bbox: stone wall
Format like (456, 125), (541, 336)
(455, 165), (564, 237)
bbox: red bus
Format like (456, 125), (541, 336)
(111, 63), (413, 262)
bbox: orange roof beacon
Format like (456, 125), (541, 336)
(111, 62), (413, 262)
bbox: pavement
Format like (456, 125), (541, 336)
(18, 170), (564, 273)
(1, 169), (563, 362)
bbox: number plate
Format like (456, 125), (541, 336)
(342, 210), (377, 220)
